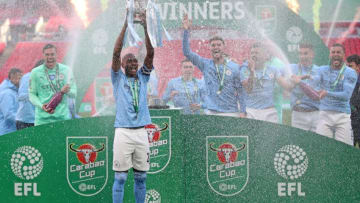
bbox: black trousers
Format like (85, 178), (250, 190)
(16, 121), (34, 130)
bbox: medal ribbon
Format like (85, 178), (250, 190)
(215, 61), (227, 93)
(330, 64), (346, 90)
(182, 78), (198, 104)
(297, 64), (314, 77)
(255, 64), (268, 88)
(128, 78), (139, 113)
(45, 64), (61, 93)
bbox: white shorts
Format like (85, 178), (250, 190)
(113, 127), (150, 172)
(291, 110), (319, 132)
(246, 107), (278, 123)
(316, 110), (353, 146)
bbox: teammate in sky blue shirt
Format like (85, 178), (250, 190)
(111, 66), (152, 127)
(162, 59), (205, 114)
(15, 59), (44, 130)
(16, 73), (35, 128)
(182, 15), (245, 116)
(241, 62), (282, 109)
(315, 43), (357, 145)
(111, 13), (154, 203)
(241, 42), (292, 123)
(288, 43), (321, 132)
(148, 70), (158, 97)
(290, 64), (320, 110)
(0, 68), (22, 136)
(317, 64), (357, 114)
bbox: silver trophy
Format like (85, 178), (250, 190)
(127, 0), (147, 24)
(126, 0), (172, 47)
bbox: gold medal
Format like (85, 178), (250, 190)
(296, 100), (301, 105)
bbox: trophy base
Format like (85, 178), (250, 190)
(133, 11), (145, 24)
(148, 98), (169, 109)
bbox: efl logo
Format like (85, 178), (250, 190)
(145, 117), (171, 174)
(10, 146), (43, 196)
(274, 145), (308, 197)
(145, 189), (161, 203)
(206, 136), (249, 196)
(286, 26), (303, 52)
(66, 137), (108, 196)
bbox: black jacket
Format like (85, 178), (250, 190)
(350, 81), (360, 122)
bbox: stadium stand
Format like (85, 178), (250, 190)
(0, 41), (68, 82)
(0, 42), (5, 55)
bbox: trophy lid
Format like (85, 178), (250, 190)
(127, 0), (148, 10)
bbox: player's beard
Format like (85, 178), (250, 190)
(331, 57), (343, 69)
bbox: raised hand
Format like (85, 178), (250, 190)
(139, 11), (146, 28)
(190, 103), (201, 111)
(183, 14), (192, 30)
(170, 91), (179, 99)
(61, 84), (70, 94)
(319, 90), (328, 99)
(300, 74), (311, 80)
(290, 75), (302, 85)
(248, 57), (256, 72)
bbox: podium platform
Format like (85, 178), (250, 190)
(1, 110), (360, 202)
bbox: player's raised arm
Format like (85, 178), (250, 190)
(112, 13), (128, 72)
(141, 13), (154, 70)
(244, 59), (255, 93)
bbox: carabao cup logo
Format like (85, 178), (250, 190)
(256, 5), (277, 35)
(146, 117), (171, 174)
(10, 146), (43, 180)
(209, 143), (246, 164)
(274, 145), (308, 180)
(69, 143), (105, 164)
(66, 137), (108, 196)
(145, 189), (161, 203)
(206, 136), (249, 196)
(145, 123), (168, 143)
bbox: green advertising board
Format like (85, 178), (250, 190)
(1, 110), (360, 202)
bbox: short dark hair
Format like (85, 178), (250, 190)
(299, 43), (313, 50)
(181, 59), (191, 64)
(251, 42), (264, 49)
(8, 68), (22, 79)
(209, 36), (225, 44)
(122, 53), (136, 61)
(347, 54), (360, 65)
(33, 59), (45, 69)
(331, 43), (345, 53)
(43, 43), (57, 53)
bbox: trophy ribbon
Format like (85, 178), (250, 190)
(163, 24), (172, 41)
(146, 0), (165, 47)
